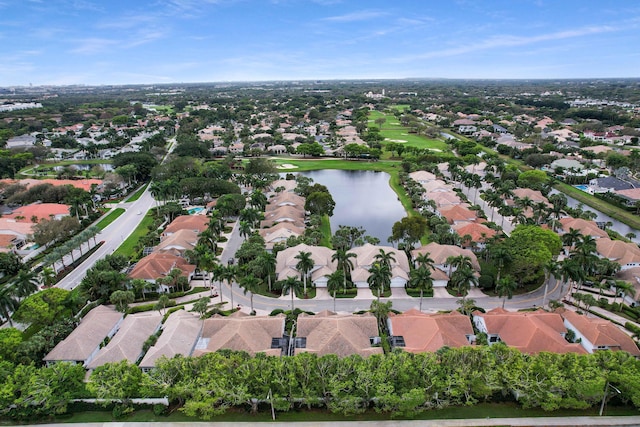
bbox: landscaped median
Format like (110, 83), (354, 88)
(114, 211), (154, 259)
(95, 208), (125, 230)
(125, 183), (148, 202)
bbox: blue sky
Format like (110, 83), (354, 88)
(1, 0), (639, 86)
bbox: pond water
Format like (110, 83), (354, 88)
(299, 169), (406, 243)
(551, 190), (640, 243)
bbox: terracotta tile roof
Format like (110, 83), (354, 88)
(270, 179), (297, 193)
(409, 170), (437, 182)
(559, 217), (608, 239)
(296, 311), (383, 357)
(266, 192), (306, 210)
(452, 222), (496, 243)
(422, 180), (453, 193)
(473, 308), (585, 354)
(0, 219), (34, 237)
(163, 215), (210, 235)
(155, 229), (198, 256)
(347, 244), (411, 283)
(511, 188), (550, 204)
(44, 306), (123, 363)
(128, 252), (196, 282)
(596, 238), (640, 265)
(194, 312), (285, 357)
(389, 309), (473, 352)
(5, 203), (70, 222)
(426, 191), (462, 207)
(439, 205), (477, 224)
(87, 312), (162, 369)
(3, 178), (103, 192)
(560, 309), (640, 356)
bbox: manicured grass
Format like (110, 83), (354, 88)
(152, 105), (175, 114)
(319, 214), (332, 248)
(273, 157), (400, 173)
(369, 110), (449, 151)
(114, 211), (154, 259)
(125, 183), (148, 202)
(555, 182), (640, 230)
(94, 208), (125, 230)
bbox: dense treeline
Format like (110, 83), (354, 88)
(2, 346), (640, 421)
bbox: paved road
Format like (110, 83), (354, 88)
(56, 189), (156, 290)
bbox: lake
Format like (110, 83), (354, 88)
(299, 169), (406, 243)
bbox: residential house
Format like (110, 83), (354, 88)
(472, 308), (585, 354)
(44, 306), (124, 367)
(557, 217), (608, 239)
(388, 310), (473, 353)
(162, 215), (209, 237)
(266, 192), (306, 211)
(411, 242), (480, 284)
(269, 179), (298, 193)
(139, 310), (202, 371)
(193, 311), (286, 357)
(560, 309), (640, 356)
(588, 177), (634, 194)
(275, 243), (336, 288)
(5, 203), (70, 222)
(127, 252), (196, 292)
(439, 204), (477, 225)
(613, 188), (640, 207)
(86, 312), (162, 370)
(259, 222), (305, 251)
(452, 222), (496, 250)
(347, 243), (410, 288)
(260, 205), (306, 228)
(154, 229), (198, 257)
(595, 238), (640, 271)
(409, 170), (437, 184)
(295, 311), (383, 357)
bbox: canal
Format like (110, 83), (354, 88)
(299, 169), (406, 244)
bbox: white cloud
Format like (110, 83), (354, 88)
(69, 38), (118, 54)
(323, 9), (387, 23)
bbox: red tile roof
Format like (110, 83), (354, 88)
(389, 309), (473, 352)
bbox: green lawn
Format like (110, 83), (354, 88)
(319, 214), (333, 248)
(272, 157), (400, 173)
(369, 110), (449, 151)
(95, 208), (125, 230)
(114, 211), (154, 259)
(125, 183), (148, 202)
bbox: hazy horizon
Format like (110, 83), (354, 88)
(2, 0), (639, 86)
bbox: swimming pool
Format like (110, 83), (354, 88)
(188, 207), (205, 215)
(574, 184), (589, 192)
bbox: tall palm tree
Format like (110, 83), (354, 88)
(224, 264), (238, 309)
(256, 252), (276, 292)
(409, 264), (433, 312)
(489, 246), (511, 284)
(367, 262), (391, 302)
(495, 275), (517, 308)
(325, 270), (344, 312)
(562, 228), (583, 252)
(295, 251), (314, 296)
(279, 276), (303, 311)
(560, 258), (585, 295)
(239, 274), (262, 314)
(331, 249), (356, 293)
(211, 262), (226, 303)
(239, 220), (252, 239)
(613, 281), (636, 311)
(0, 283), (18, 326)
(446, 254), (473, 278)
(414, 253), (435, 271)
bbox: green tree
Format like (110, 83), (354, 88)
(295, 251), (314, 296)
(409, 264), (433, 311)
(12, 287), (70, 326)
(495, 275), (517, 308)
(239, 274), (261, 314)
(326, 270), (345, 312)
(12, 269), (39, 298)
(110, 290), (135, 313)
(390, 216), (428, 250)
(305, 191), (336, 217)
(367, 262), (391, 301)
(0, 327), (22, 362)
(88, 360), (143, 408)
(192, 297), (211, 319)
(279, 276), (303, 311)
(0, 283), (19, 327)
(331, 249), (356, 293)
(154, 294), (172, 315)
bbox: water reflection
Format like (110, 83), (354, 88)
(299, 169), (406, 243)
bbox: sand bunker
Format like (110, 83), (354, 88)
(277, 163), (299, 169)
(384, 138), (408, 143)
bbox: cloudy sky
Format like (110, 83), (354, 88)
(1, 0), (639, 86)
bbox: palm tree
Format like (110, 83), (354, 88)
(239, 220), (252, 239)
(40, 266), (56, 289)
(279, 276), (303, 311)
(331, 249), (356, 293)
(367, 262), (391, 302)
(560, 258), (585, 295)
(295, 251), (314, 296)
(0, 283), (18, 326)
(456, 297), (477, 316)
(613, 281), (636, 311)
(489, 246), (511, 284)
(414, 253), (435, 271)
(192, 297), (211, 319)
(542, 260), (559, 307)
(562, 228), (582, 252)
(256, 252), (276, 292)
(495, 275), (517, 308)
(325, 270), (344, 312)
(449, 266), (478, 304)
(211, 262), (226, 303)
(223, 264), (238, 309)
(446, 254), (473, 278)
(409, 264), (433, 312)
(12, 269), (39, 298)
(239, 274), (262, 314)
(374, 249), (396, 271)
